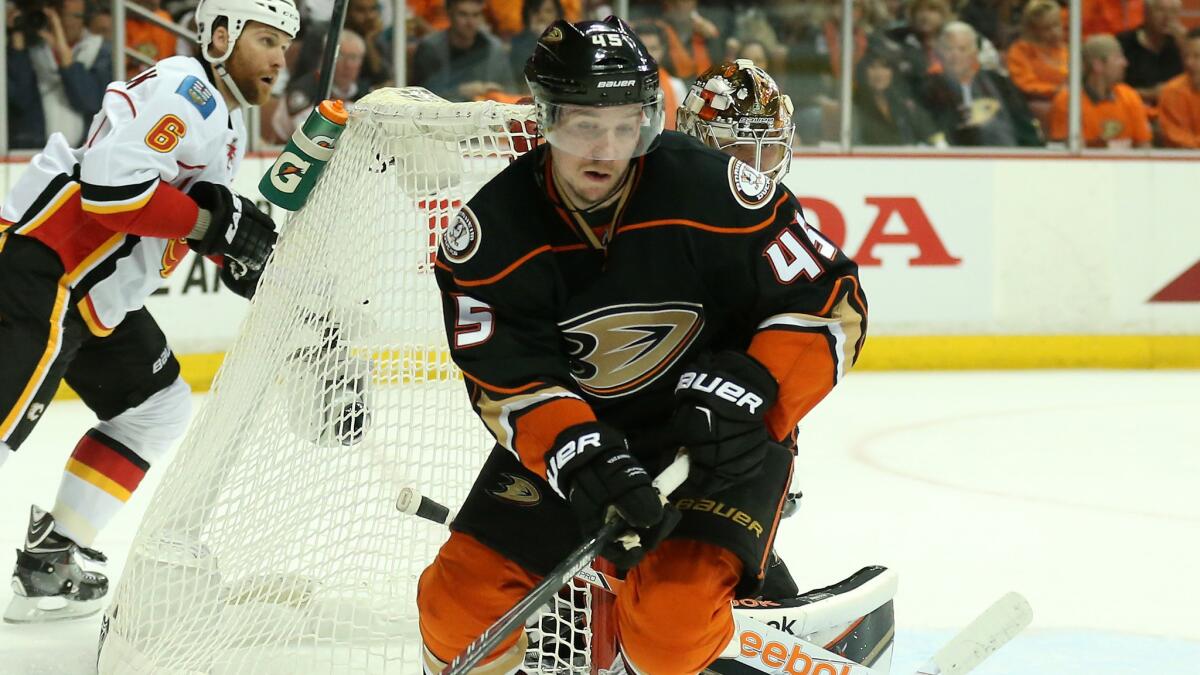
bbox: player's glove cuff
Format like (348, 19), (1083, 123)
(185, 181), (236, 254)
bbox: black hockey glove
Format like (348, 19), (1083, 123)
(186, 182), (277, 274)
(545, 422), (677, 569)
(671, 351), (779, 496)
(219, 257), (263, 299)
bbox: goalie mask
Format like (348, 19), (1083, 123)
(677, 60), (796, 180)
(524, 17), (665, 160)
(196, 0), (300, 107)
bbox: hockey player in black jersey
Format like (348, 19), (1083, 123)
(417, 17), (867, 674)
(0, 0), (298, 623)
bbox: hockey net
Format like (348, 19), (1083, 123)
(98, 88), (610, 675)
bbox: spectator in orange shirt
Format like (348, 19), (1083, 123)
(1082, 0), (1144, 37)
(1049, 34), (1152, 146)
(657, 0), (720, 80)
(486, 0), (579, 39)
(1007, 0), (1069, 100)
(125, 0), (175, 74)
(1157, 27), (1200, 147)
(408, 0), (449, 37)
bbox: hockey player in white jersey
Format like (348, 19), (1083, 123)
(0, 0), (299, 623)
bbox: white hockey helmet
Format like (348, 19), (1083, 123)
(196, 0), (300, 65)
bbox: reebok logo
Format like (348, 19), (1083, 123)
(597, 80), (636, 88)
(546, 431), (602, 496)
(676, 372), (765, 414)
(739, 629), (853, 675)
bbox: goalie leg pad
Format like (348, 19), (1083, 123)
(614, 539), (741, 675)
(416, 531), (538, 668)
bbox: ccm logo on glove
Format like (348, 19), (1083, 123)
(676, 371), (765, 415)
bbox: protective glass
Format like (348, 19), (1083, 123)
(539, 95), (665, 161)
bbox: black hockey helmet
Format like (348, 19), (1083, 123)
(524, 16), (665, 159)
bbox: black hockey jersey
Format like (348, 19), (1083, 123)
(435, 131), (867, 479)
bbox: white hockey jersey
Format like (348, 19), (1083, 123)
(0, 56), (246, 336)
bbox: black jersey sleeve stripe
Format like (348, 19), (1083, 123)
(80, 177), (159, 207)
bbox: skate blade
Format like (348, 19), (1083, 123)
(3, 593), (104, 624)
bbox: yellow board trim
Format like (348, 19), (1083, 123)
(857, 335), (1200, 370)
(50, 335), (1200, 402)
(66, 458), (133, 502)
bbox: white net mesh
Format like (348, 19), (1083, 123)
(98, 88), (603, 675)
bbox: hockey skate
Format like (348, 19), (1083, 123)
(4, 505), (109, 623)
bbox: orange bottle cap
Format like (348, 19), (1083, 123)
(318, 99), (349, 126)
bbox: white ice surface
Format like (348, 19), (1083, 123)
(1, 371), (1198, 674)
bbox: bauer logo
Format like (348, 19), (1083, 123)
(598, 79), (636, 88)
(738, 630), (853, 675)
(674, 498), (764, 538)
(728, 158), (775, 209)
(441, 206), (482, 263)
(270, 151), (312, 193)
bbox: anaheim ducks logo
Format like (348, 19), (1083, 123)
(441, 206), (482, 263)
(159, 237), (188, 278)
(542, 26), (563, 43)
(487, 473), (541, 506)
(728, 158), (774, 210)
(561, 302), (704, 398)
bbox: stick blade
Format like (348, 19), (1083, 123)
(925, 592), (1033, 675)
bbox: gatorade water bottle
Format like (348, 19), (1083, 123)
(259, 99), (349, 211)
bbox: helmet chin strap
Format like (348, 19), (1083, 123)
(215, 62), (252, 109)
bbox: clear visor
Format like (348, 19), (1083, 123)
(708, 124), (795, 180)
(540, 96), (665, 161)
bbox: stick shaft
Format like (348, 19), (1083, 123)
(316, 0), (350, 100)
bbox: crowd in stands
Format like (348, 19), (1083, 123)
(6, 0), (1200, 149)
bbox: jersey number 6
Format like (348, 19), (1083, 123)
(145, 114), (187, 153)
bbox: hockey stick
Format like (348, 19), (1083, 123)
(914, 591), (1033, 675)
(439, 453), (690, 675)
